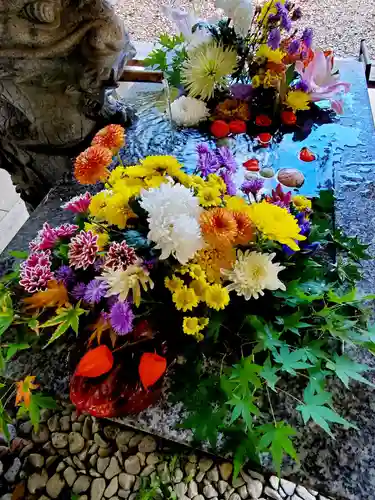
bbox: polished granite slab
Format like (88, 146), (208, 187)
(1, 60), (375, 500)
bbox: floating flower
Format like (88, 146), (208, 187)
(84, 279), (109, 304)
(170, 96), (209, 127)
(221, 250), (286, 299)
(15, 375), (39, 408)
(100, 265), (154, 306)
(74, 146), (112, 185)
(299, 147), (316, 162)
(110, 300), (134, 335)
(200, 207), (237, 248)
(204, 284), (230, 310)
(140, 182), (204, 264)
(243, 159), (260, 172)
(104, 241), (138, 271)
(91, 124), (125, 154)
(20, 251), (54, 293)
(248, 201), (306, 250)
(194, 245), (236, 283)
(172, 286), (199, 311)
(182, 42), (237, 100)
(258, 132), (272, 145)
(61, 192), (92, 214)
(211, 120), (230, 139)
(285, 90), (310, 111)
(68, 231), (99, 270)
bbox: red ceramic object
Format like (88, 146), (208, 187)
(299, 147), (316, 162)
(75, 345), (114, 378)
(243, 159), (260, 172)
(229, 120), (247, 134)
(210, 120), (230, 139)
(139, 352), (167, 389)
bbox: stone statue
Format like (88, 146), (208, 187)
(0, 0), (136, 209)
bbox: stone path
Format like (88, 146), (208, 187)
(0, 403), (333, 500)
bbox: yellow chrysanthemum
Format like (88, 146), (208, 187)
(248, 201), (306, 251)
(293, 195), (312, 212)
(206, 174), (227, 193)
(263, 70), (281, 88)
(256, 45), (286, 65)
(108, 166), (128, 185)
(84, 222), (109, 250)
(204, 284), (230, 311)
(197, 186), (222, 207)
(190, 278), (209, 299)
(182, 316), (209, 341)
(285, 91), (311, 112)
(144, 175), (167, 189)
(224, 195), (251, 215)
(182, 42), (238, 101)
(172, 286), (199, 312)
(174, 171), (193, 187)
(194, 246), (236, 283)
(140, 156), (182, 177)
(187, 264), (206, 280)
(89, 190), (111, 220)
(111, 179), (144, 198)
(123, 165), (154, 178)
(165, 275), (184, 293)
(252, 75), (262, 88)
(189, 175), (206, 188)
(105, 192), (134, 229)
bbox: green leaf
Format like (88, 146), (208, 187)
(257, 421), (298, 475)
(206, 311), (224, 342)
(41, 303), (87, 347)
(247, 316), (282, 353)
(296, 390), (355, 436)
(182, 406), (226, 448)
(313, 189), (334, 212)
(143, 49), (168, 71)
(327, 288), (357, 304)
(226, 393), (259, 430)
(0, 291), (13, 336)
(28, 397), (41, 432)
(273, 346), (312, 376)
(299, 340), (329, 364)
(0, 349), (6, 375)
(8, 250), (28, 259)
(0, 409), (12, 441)
(5, 343), (30, 361)
(285, 63), (296, 85)
(326, 354), (374, 388)
(229, 357), (262, 391)
(275, 311), (310, 335)
(260, 357), (279, 391)
(332, 229), (370, 261)
(32, 394), (58, 409)
(232, 432), (259, 478)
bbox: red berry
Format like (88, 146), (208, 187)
(229, 120), (247, 134)
(210, 120), (230, 139)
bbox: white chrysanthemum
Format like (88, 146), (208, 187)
(221, 250), (286, 300)
(170, 96), (209, 127)
(216, 0), (254, 37)
(140, 182), (204, 264)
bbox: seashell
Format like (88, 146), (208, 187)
(277, 168), (305, 188)
(22, 1), (56, 24)
(260, 167), (275, 178)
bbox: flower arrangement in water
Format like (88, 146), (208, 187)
(145, 0), (350, 137)
(1, 124), (375, 475)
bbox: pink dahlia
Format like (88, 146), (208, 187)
(68, 230), (99, 270)
(29, 223), (78, 251)
(104, 241), (138, 271)
(54, 224), (79, 239)
(20, 250), (54, 293)
(61, 192), (92, 214)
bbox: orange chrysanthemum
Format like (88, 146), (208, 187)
(200, 207), (237, 248)
(194, 246), (236, 283)
(232, 211), (256, 245)
(23, 280), (69, 311)
(15, 375), (39, 408)
(74, 146), (112, 185)
(91, 124), (125, 154)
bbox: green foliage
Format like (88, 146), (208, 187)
(41, 302), (87, 347)
(326, 354), (374, 388)
(17, 393), (58, 432)
(0, 288), (13, 337)
(257, 422), (298, 475)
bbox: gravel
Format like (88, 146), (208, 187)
(114, 0), (375, 57)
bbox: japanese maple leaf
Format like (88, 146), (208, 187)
(23, 280), (69, 311)
(15, 375), (39, 408)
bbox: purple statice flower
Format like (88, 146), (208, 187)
(110, 300), (134, 335)
(288, 39), (300, 55)
(221, 171), (237, 196)
(230, 83), (253, 101)
(241, 178), (264, 195)
(71, 282), (87, 301)
(196, 144), (219, 177)
(216, 146), (238, 173)
(55, 265), (76, 287)
(292, 7), (302, 20)
(302, 28), (313, 49)
(84, 279), (109, 304)
(294, 79), (310, 92)
(267, 28), (281, 50)
(276, 2), (291, 31)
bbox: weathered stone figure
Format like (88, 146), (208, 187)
(0, 0), (135, 209)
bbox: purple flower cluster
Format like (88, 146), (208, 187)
(71, 282), (87, 301)
(276, 2), (292, 31)
(302, 28), (313, 49)
(288, 39), (300, 55)
(294, 79), (310, 93)
(84, 279), (109, 304)
(283, 212), (319, 255)
(196, 144), (219, 177)
(241, 178), (264, 196)
(110, 300), (134, 335)
(20, 250), (54, 293)
(196, 144), (238, 195)
(230, 83), (253, 101)
(55, 265), (76, 287)
(268, 28), (281, 50)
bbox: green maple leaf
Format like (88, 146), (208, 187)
(41, 303), (87, 348)
(226, 393), (259, 430)
(32, 394), (58, 410)
(260, 357), (280, 391)
(275, 311), (310, 335)
(257, 421), (298, 475)
(332, 229), (370, 261)
(232, 432), (259, 478)
(326, 354), (375, 388)
(182, 406), (226, 448)
(299, 340), (329, 364)
(229, 357), (262, 390)
(143, 49), (168, 71)
(247, 316), (282, 353)
(5, 343), (30, 361)
(0, 290), (13, 337)
(296, 389), (356, 436)
(273, 346), (312, 376)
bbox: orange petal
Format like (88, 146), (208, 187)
(75, 345), (114, 378)
(139, 352), (167, 389)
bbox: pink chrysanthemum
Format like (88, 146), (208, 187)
(61, 192), (92, 214)
(20, 250), (54, 293)
(29, 223), (78, 252)
(68, 230), (99, 270)
(104, 241), (138, 271)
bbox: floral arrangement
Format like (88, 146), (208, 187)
(1, 124), (374, 475)
(145, 0), (350, 138)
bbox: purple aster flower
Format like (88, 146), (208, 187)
(221, 171), (237, 196)
(241, 178), (264, 195)
(294, 79), (310, 92)
(216, 147), (238, 173)
(292, 7), (302, 20)
(196, 144), (219, 177)
(288, 39), (300, 55)
(71, 282), (87, 301)
(84, 279), (109, 304)
(93, 257), (104, 272)
(276, 2), (291, 31)
(230, 83), (253, 101)
(302, 28), (313, 49)
(55, 265), (76, 287)
(110, 300), (134, 335)
(267, 28), (281, 50)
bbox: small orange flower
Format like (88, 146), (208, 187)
(200, 207), (237, 248)
(74, 146), (112, 185)
(23, 280), (69, 311)
(15, 375), (39, 408)
(215, 99), (250, 121)
(232, 211), (255, 245)
(92, 124), (125, 154)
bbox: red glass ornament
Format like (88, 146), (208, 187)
(257, 133), (272, 146)
(281, 110), (297, 126)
